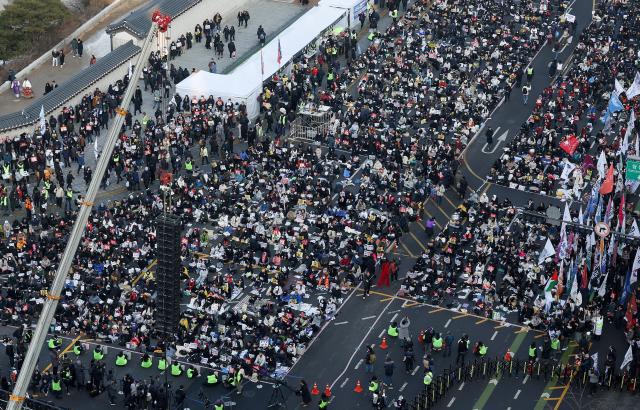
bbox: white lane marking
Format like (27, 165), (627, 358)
(390, 313), (399, 323)
(340, 378), (349, 388)
(444, 319), (452, 328)
(388, 310), (400, 314)
(378, 329), (385, 338)
(514, 389), (522, 399)
(491, 331), (498, 341)
(458, 382), (465, 391)
(362, 315), (376, 320)
(522, 375), (530, 385)
(411, 366), (420, 376)
(330, 295), (396, 389)
(354, 359), (363, 370)
(399, 382), (407, 392)
(447, 397), (456, 407)
(334, 321), (349, 325)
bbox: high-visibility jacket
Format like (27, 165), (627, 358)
(528, 347), (536, 358)
(116, 354), (128, 366)
(551, 339), (560, 351)
(479, 345), (488, 356)
(2, 164), (9, 175)
(214, 404), (224, 410)
(319, 399), (329, 409)
(93, 349), (104, 361)
(207, 374), (218, 385)
(432, 337), (443, 349)
(66, 189), (73, 199)
(387, 325), (399, 337)
(141, 357), (153, 368)
(327, 72), (334, 81)
(158, 358), (168, 371)
(424, 371), (433, 385)
(171, 363), (182, 376)
(369, 381), (378, 392)
(527, 67), (533, 75)
(187, 368), (195, 378)
(47, 338), (60, 349)
(73, 344), (82, 355)
(230, 371), (242, 386)
(51, 379), (62, 391)
(368, 32), (375, 41)
(185, 160), (193, 171)
(390, 10), (398, 18)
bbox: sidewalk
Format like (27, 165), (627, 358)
(170, 0), (308, 74)
(0, 0), (148, 114)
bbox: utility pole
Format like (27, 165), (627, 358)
(6, 17), (166, 410)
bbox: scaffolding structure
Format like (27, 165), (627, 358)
(289, 104), (332, 143)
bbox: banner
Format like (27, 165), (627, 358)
(560, 135), (580, 155)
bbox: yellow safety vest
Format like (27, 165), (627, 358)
(116, 354), (128, 366)
(51, 379), (62, 391)
(93, 349), (104, 361)
(207, 374), (218, 384)
(141, 357), (152, 368)
(424, 372), (433, 385)
(387, 325), (398, 337)
(171, 363), (182, 376)
(479, 345), (487, 356)
(433, 337), (443, 349)
(158, 358), (168, 370)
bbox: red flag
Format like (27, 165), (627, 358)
(560, 134), (579, 155)
(599, 164), (614, 195)
(277, 38), (282, 65)
(626, 292), (637, 330)
(580, 264), (588, 289)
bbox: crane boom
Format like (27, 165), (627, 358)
(6, 21), (161, 410)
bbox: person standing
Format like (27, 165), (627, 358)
(365, 345), (376, 373)
(296, 380), (312, 407)
(77, 39), (84, 57)
(522, 84), (530, 105)
(59, 49), (65, 67)
(456, 334), (469, 366)
(383, 354), (394, 388)
(362, 270), (372, 299)
(228, 40), (236, 58)
(444, 331), (454, 357)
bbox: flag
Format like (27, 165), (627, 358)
(620, 344), (634, 370)
(277, 38), (282, 65)
(544, 269), (559, 309)
(615, 78), (626, 95)
(580, 263), (589, 290)
(260, 48), (265, 76)
(594, 194), (603, 223)
(604, 197), (614, 226)
(597, 270), (609, 297)
(39, 105), (46, 135)
(599, 164), (614, 195)
(600, 90), (624, 124)
(560, 135), (580, 155)
(557, 261), (565, 298)
(620, 269), (632, 305)
(591, 352), (599, 371)
(578, 206), (584, 225)
(538, 238), (555, 265)
(128, 61), (133, 79)
(560, 161), (577, 181)
(618, 193), (626, 228)
(631, 247), (640, 286)
(597, 150), (607, 178)
(625, 293), (638, 330)
(622, 111), (635, 154)
(626, 71), (640, 99)
(630, 219), (640, 237)
(568, 259), (579, 301)
(557, 204), (571, 260)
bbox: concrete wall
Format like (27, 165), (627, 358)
(2, 59), (133, 140)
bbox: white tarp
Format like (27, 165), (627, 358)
(319, 0), (368, 28)
(175, 6), (346, 119)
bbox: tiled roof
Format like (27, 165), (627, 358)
(0, 41), (141, 133)
(106, 0), (201, 39)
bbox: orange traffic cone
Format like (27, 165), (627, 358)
(379, 337), (388, 350)
(354, 380), (363, 393)
(324, 384), (332, 397)
(311, 382), (320, 395)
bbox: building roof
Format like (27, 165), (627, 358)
(0, 41), (141, 133)
(106, 0), (201, 39)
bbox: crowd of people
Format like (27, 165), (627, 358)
(491, 0), (640, 201)
(0, 0), (639, 408)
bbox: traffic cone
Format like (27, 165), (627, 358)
(324, 384), (332, 397)
(311, 382), (320, 395)
(354, 380), (363, 393)
(379, 337), (388, 350)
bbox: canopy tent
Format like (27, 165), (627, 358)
(175, 5), (346, 119)
(319, 0), (368, 28)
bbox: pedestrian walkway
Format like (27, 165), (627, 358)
(170, 0), (308, 74)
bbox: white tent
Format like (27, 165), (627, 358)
(175, 6), (346, 119)
(319, 0), (368, 28)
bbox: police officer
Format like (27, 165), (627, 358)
(73, 341), (83, 356)
(528, 342), (537, 362)
(47, 335), (62, 350)
(171, 361), (183, 377)
(319, 393), (329, 409)
(93, 346), (104, 362)
(387, 322), (399, 338)
(158, 357), (168, 371)
(478, 341), (488, 358)
(368, 375), (379, 394)
(432, 333), (443, 352)
(214, 399), (224, 410)
(141, 353), (153, 369)
(205, 371), (219, 386)
(115, 352), (128, 367)
(51, 375), (63, 398)
(186, 365), (198, 379)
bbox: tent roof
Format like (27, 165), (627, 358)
(232, 5), (345, 82)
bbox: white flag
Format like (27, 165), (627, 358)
(620, 344), (634, 370)
(615, 79), (626, 95)
(597, 150), (607, 178)
(39, 105), (46, 135)
(631, 247), (640, 285)
(629, 219), (640, 238)
(626, 72), (640, 99)
(578, 206), (584, 225)
(598, 271), (608, 297)
(591, 352), (599, 371)
(538, 238), (556, 265)
(560, 161), (577, 181)
(622, 111), (635, 154)
(569, 260), (579, 300)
